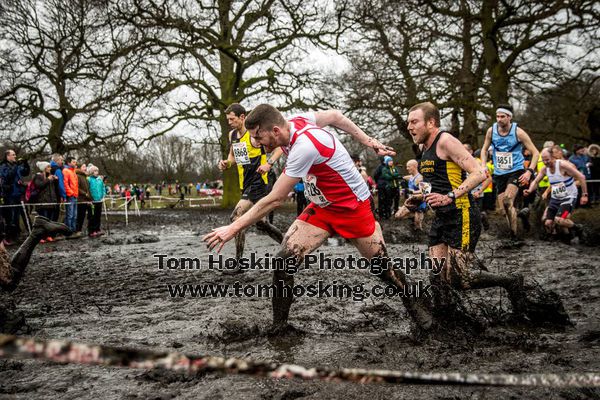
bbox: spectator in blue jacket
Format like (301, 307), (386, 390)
(49, 154), (65, 224)
(0, 150), (30, 244)
(569, 144), (592, 207)
(87, 165), (105, 237)
(569, 144), (591, 179)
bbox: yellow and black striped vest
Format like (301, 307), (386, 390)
(419, 131), (472, 212)
(230, 130), (268, 191)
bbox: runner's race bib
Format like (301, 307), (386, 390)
(496, 151), (513, 170)
(232, 142), (250, 165)
(551, 182), (568, 199)
(303, 175), (331, 207)
(419, 181), (432, 195)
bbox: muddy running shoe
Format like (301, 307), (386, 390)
(266, 323), (305, 337)
(222, 267), (245, 275)
(481, 211), (490, 231)
(506, 274), (527, 317)
(405, 296), (434, 331)
(572, 224), (584, 239)
(517, 207), (531, 232)
(33, 216), (72, 237)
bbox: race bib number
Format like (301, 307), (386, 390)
(303, 175), (331, 207)
(419, 181), (432, 195)
(551, 182), (568, 199)
(232, 142), (250, 165)
(496, 152), (513, 170)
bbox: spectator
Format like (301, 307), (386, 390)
(588, 144), (600, 204)
(31, 161), (57, 243)
(75, 163), (92, 236)
(124, 187), (132, 209)
(373, 157), (387, 219)
(381, 156), (402, 217)
(62, 156), (79, 234)
(87, 165), (105, 237)
(569, 144), (592, 207)
(293, 180), (307, 216)
(0, 150), (30, 245)
(569, 144), (592, 179)
(49, 154), (65, 226)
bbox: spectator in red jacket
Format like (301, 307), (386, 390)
(62, 156), (79, 233)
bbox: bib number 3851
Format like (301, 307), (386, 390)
(303, 175), (331, 207)
(496, 151), (513, 170)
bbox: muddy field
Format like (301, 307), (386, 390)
(0, 206), (599, 399)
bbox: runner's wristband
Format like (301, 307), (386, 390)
(526, 168), (535, 174)
(267, 159), (275, 166)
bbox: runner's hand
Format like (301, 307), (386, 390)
(203, 225), (237, 253)
(424, 193), (452, 207)
(367, 138), (396, 156)
(523, 189), (531, 197)
(518, 170), (532, 186)
(404, 195), (422, 208)
(256, 163), (271, 175)
(581, 194), (589, 206)
(218, 160), (229, 171)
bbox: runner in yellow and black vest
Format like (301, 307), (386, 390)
(218, 103), (284, 273)
(408, 102), (529, 316)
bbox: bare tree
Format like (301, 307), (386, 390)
(146, 135), (195, 182)
(0, 0), (144, 155)
(519, 73), (600, 146)
(340, 0), (598, 148)
(110, 0), (345, 206)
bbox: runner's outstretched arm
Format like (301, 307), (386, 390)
(203, 174), (299, 252)
(313, 110), (395, 156)
(524, 166), (546, 196)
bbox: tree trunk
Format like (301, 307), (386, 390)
(219, 109), (240, 208)
(481, 0), (510, 106)
(47, 117), (68, 154)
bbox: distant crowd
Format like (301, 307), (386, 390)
(0, 150), (226, 246)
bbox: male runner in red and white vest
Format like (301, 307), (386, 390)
(203, 104), (434, 333)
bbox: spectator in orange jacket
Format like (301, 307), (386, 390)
(62, 156), (79, 233)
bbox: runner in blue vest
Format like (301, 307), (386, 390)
(480, 104), (539, 238)
(394, 159), (427, 231)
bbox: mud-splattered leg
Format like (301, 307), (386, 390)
(271, 220), (329, 332)
(440, 247), (526, 314)
(1, 216), (71, 292)
(500, 184), (519, 237)
(255, 220), (284, 244)
(229, 200), (254, 262)
(352, 222), (434, 330)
